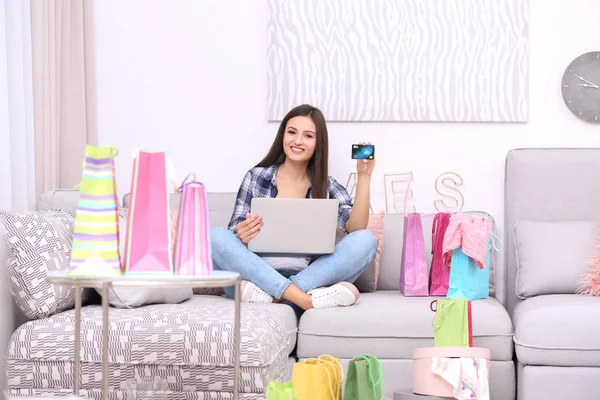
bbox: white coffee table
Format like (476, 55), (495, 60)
(47, 271), (242, 400)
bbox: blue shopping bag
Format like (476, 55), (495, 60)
(446, 238), (491, 301)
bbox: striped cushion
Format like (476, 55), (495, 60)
(0, 210), (94, 319)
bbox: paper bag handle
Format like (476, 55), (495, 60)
(178, 173), (203, 191)
(403, 179), (411, 216)
(307, 355), (343, 400)
(353, 354), (384, 400)
(431, 300), (455, 330)
(430, 300), (438, 312)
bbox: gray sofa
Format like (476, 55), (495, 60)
(505, 148), (600, 400)
(4, 188), (515, 398)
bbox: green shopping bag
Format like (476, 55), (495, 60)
(430, 298), (473, 347)
(266, 380), (296, 400)
(343, 354), (384, 400)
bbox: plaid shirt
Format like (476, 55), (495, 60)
(228, 165), (353, 234)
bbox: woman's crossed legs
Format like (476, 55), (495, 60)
(210, 227), (377, 310)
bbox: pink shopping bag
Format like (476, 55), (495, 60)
(429, 212), (451, 296)
(123, 150), (173, 274)
(173, 174), (213, 275)
(399, 181), (429, 296)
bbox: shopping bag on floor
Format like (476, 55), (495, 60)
(173, 174), (213, 275)
(123, 150), (174, 274)
(292, 355), (344, 400)
(266, 380), (297, 400)
(429, 212), (451, 296)
(343, 354), (384, 400)
(431, 298), (473, 347)
(70, 145), (122, 276)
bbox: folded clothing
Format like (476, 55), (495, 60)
(442, 213), (490, 270)
(431, 357), (490, 400)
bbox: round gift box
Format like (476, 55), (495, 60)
(412, 347), (491, 397)
(393, 387), (453, 399)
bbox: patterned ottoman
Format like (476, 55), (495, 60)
(6, 296), (292, 399)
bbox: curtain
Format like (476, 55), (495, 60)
(30, 0), (89, 197)
(0, 0), (36, 212)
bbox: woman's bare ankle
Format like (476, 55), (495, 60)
(281, 284), (313, 310)
(296, 294), (313, 310)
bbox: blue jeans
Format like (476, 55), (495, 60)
(210, 227), (377, 299)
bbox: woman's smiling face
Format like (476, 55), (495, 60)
(282, 116), (317, 163)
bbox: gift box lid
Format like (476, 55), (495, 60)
(392, 388), (453, 400)
(412, 346), (490, 360)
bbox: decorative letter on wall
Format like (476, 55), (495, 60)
(433, 172), (464, 212)
(267, 0), (529, 122)
(384, 172), (415, 214)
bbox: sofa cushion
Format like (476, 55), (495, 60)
(6, 295), (294, 397)
(336, 212), (385, 293)
(0, 210), (94, 320)
(513, 294), (600, 367)
(514, 220), (596, 298)
(213, 296), (298, 355)
(297, 291), (513, 361)
(38, 190), (81, 215)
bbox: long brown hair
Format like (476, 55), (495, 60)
(256, 104), (329, 198)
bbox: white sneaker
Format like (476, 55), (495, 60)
(308, 282), (359, 309)
(241, 281), (273, 304)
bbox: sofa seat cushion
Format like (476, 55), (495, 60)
(513, 294), (600, 367)
(6, 296), (293, 397)
(297, 291), (513, 360)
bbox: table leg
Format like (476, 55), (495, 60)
(102, 282), (110, 400)
(234, 279), (241, 400)
(74, 286), (82, 396)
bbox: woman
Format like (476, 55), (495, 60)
(210, 104), (377, 310)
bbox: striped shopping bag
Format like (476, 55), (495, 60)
(69, 145), (122, 276)
(173, 174), (212, 275)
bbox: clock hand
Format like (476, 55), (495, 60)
(573, 73), (599, 87)
(578, 83), (600, 89)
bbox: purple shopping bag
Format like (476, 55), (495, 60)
(400, 213), (429, 296)
(173, 174), (213, 276)
(399, 181), (429, 296)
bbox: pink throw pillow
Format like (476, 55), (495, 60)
(337, 212), (385, 293)
(582, 225), (600, 296)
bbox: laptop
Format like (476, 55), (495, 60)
(248, 198), (339, 256)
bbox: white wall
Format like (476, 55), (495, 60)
(90, 0), (600, 240)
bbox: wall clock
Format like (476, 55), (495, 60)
(561, 51), (600, 123)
